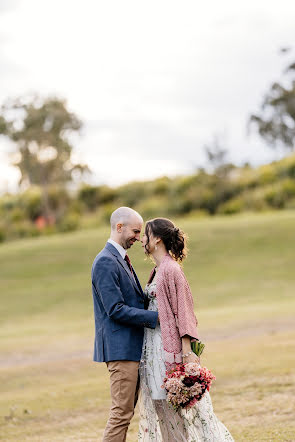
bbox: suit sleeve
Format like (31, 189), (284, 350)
(92, 257), (158, 329)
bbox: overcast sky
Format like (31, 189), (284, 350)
(0, 0), (295, 192)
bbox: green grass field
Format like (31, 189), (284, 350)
(1, 211), (295, 441)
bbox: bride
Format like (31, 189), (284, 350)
(138, 217), (234, 441)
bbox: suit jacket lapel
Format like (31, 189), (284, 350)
(105, 243), (143, 297)
(132, 267), (144, 296)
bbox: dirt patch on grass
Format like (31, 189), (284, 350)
(203, 317), (295, 341)
(1, 318), (294, 370)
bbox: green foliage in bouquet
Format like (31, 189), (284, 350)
(191, 340), (205, 357)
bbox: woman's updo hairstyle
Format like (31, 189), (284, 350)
(145, 218), (188, 262)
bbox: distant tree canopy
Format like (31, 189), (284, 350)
(250, 57), (295, 151)
(0, 95), (88, 220)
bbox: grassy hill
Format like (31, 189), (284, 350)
(0, 211), (295, 441)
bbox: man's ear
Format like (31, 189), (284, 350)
(117, 223), (123, 233)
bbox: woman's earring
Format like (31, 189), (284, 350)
(155, 244), (158, 251)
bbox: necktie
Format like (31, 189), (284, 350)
(124, 254), (133, 274)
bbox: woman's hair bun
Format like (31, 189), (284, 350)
(144, 218), (187, 262)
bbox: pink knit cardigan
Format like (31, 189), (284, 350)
(150, 254), (199, 369)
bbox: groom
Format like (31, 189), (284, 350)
(91, 207), (158, 441)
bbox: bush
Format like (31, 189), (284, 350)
(98, 186), (117, 204)
(0, 226), (5, 243)
(243, 189), (269, 211)
(117, 182), (149, 207)
(100, 203), (120, 224)
(257, 164), (278, 185)
(78, 185), (100, 211)
(21, 187), (42, 220)
(0, 194), (19, 212)
(263, 180), (295, 209)
(152, 177), (171, 195)
(218, 197), (244, 215)
(9, 221), (40, 239)
(184, 209), (209, 219)
(58, 213), (80, 232)
(135, 196), (170, 219)
(48, 186), (70, 216)
(9, 208), (26, 222)
(264, 188), (285, 209)
(277, 154), (295, 179)
(281, 178), (295, 198)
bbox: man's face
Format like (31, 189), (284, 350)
(118, 216), (143, 249)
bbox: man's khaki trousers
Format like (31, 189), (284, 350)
(103, 360), (140, 442)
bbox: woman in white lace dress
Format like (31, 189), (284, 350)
(138, 218), (234, 442)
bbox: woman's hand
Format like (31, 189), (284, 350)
(181, 335), (200, 365)
(183, 353), (200, 365)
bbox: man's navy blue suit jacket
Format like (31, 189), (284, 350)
(91, 242), (158, 362)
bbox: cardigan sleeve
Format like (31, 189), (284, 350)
(172, 266), (199, 340)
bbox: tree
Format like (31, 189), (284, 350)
(0, 95), (89, 221)
(250, 56), (295, 151)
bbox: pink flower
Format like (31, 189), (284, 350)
(164, 362), (215, 411)
(189, 383), (202, 396)
(165, 378), (183, 394)
(184, 362), (201, 377)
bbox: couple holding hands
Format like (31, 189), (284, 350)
(91, 207), (233, 441)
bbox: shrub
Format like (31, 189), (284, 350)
(9, 208), (26, 222)
(48, 186), (70, 215)
(243, 189), (269, 211)
(218, 197), (244, 215)
(264, 188), (285, 209)
(135, 196), (170, 219)
(9, 221), (40, 239)
(100, 203), (120, 224)
(152, 177), (171, 195)
(281, 179), (295, 198)
(277, 154), (295, 179)
(58, 213), (80, 232)
(257, 164), (278, 185)
(184, 209), (209, 219)
(0, 226), (5, 243)
(117, 181), (149, 207)
(21, 187), (42, 221)
(78, 185), (100, 211)
(263, 179), (295, 209)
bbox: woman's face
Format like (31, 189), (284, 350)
(141, 228), (158, 255)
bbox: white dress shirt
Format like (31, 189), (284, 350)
(107, 239), (126, 259)
(107, 239), (137, 281)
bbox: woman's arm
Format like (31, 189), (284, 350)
(172, 266), (199, 340)
(181, 334), (200, 364)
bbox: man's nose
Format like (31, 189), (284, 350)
(135, 233), (141, 241)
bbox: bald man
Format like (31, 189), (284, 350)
(91, 207), (158, 442)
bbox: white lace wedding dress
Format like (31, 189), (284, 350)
(138, 277), (234, 442)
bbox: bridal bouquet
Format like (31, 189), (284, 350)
(163, 363), (215, 411)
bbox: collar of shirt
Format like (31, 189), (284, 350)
(107, 239), (126, 260)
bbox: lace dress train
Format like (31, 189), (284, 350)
(138, 279), (234, 442)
